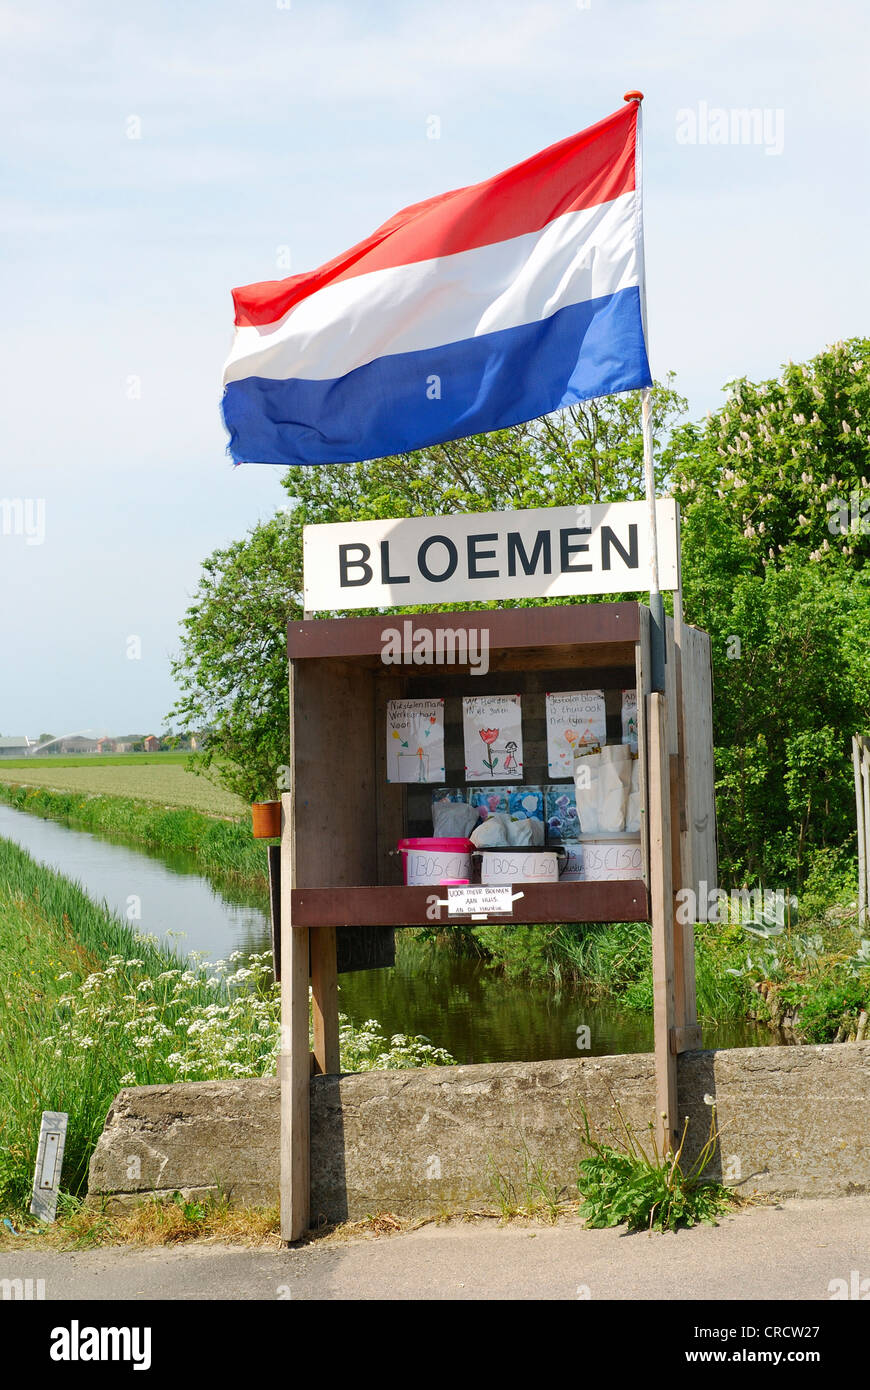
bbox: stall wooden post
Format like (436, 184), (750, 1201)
(279, 792), (310, 1242)
(647, 692), (680, 1155)
(669, 624), (700, 1050)
(311, 926), (340, 1075)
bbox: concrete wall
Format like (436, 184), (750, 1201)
(87, 1044), (870, 1223)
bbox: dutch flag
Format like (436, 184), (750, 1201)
(221, 100), (652, 468)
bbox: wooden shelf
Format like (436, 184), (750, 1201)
(291, 880), (649, 928)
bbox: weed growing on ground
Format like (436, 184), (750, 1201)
(575, 1092), (736, 1234)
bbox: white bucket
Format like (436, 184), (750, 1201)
(478, 849), (560, 885)
(581, 836), (643, 880)
(398, 838), (473, 886)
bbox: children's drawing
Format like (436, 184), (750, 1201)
(468, 786), (510, 820)
(386, 699), (445, 783)
(508, 787), (544, 823)
(545, 690), (606, 777)
(462, 695), (523, 781)
(621, 689), (638, 755)
(545, 785), (581, 843)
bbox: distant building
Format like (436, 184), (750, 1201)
(143, 735), (160, 753)
(0, 736), (32, 757)
(112, 735), (142, 753)
(96, 738), (115, 754)
(57, 736), (99, 754)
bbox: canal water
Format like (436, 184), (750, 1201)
(0, 802), (773, 1062)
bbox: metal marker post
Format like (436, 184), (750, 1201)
(30, 1111), (67, 1222)
(626, 86), (667, 694)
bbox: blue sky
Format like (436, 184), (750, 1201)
(1, 0), (868, 735)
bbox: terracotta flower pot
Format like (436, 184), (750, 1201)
(251, 800), (282, 839)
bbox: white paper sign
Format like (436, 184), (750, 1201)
(621, 689), (638, 754)
(303, 499), (680, 611)
(546, 690), (607, 777)
(447, 884), (515, 916)
(386, 699), (445, 782)
(463, 694), (523, 781)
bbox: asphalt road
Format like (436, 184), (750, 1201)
(3, 1196), (870, 1301)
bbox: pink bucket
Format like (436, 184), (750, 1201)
(397, 837), (474, 886)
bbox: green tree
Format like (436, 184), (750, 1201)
(168, 517), (302, 803)
(666, 338), (870, 885)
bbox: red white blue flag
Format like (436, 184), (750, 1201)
(222, 101), (651, 467)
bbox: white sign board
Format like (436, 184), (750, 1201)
(447, 884), (516, 917)
(303, 499), (680, 611)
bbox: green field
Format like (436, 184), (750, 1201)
(0, 752), (191, 768)
(0, 759), (245, 817)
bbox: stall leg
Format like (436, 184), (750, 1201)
(311, 926), (340, 1075)
(647, 692), (680, 1155)
(672, 639), (700, 1046)
(279, 793), (310, 1242)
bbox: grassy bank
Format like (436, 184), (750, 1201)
(0, 781), (266, 888)
(0, 840), (453, 1216)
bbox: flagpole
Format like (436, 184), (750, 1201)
(624, 90), (680, 1160)
(625, 90), (666, 693)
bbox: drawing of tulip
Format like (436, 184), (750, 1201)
(479, 727), (499, 774)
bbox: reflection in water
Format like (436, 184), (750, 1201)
(337, 932), (773, 1063)
(0, 802), (270, 961)
(0, 802), (775, 1063)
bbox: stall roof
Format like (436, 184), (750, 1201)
(287, 600), (641, 663)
